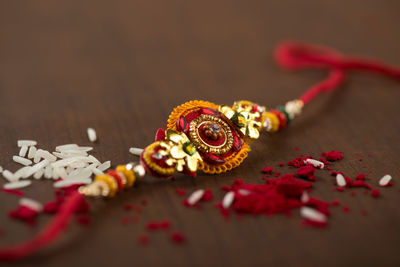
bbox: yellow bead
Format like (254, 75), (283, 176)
(95, 175), (118, 197)
(116, 165), (136, 188)
(264, 112), (280, 133)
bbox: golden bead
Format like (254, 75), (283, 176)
(116, 165), (136, 188)
(95, 175), (118, 197)
(264, 112), (280, 133)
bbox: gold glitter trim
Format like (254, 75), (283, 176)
(198, 143), (251, 174)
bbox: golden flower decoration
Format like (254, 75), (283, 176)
(219, 101), (265, 139)
(158, 129), (202, 173)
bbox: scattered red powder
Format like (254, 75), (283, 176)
(279, 162), (284, 167)
(146, 220), (171, 231)
(343, 206), (350, 213)
(361, 210), (368, 216)
(137, 234), (150, 245)
(297, 165), (316, 181)
(331, 200), (340, 206)
(302, 219), (328, 228)
(356, 173), (366, 180)
(371, 189), (380, 198)
(175, 188), (186, 196)
(350, 192), (356, 196)
(135, 206), (143, 213)
(76, 215), (92, 226)
(141, 199), (147, 205)
(202, 189), (213, 202)
(124, 204), (134, 211)
(220, 176), (313, 216)
(295, 147), (299, 151)
(8, 206), (39, 225)
(170, 231), (185, 244)
(0, 188), (25, 197)
(359, 158), (363, 161)
(261, 167), (273, 174)
(321, 150), (344, 161)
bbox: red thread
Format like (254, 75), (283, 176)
(0, 191), (84, 261)
(275, 41), (400, 105)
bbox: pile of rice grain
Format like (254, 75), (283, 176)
(1, 140), (110, 189)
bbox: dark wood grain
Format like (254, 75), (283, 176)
(0, 1), (400, 266)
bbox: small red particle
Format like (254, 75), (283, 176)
(321, 150), (344, 161)
(170, 231), (186, 244)
(261, 167), (273, 174)
(361, 210), (368, 216)
(359, 158), (363, 161)
(367, 153), (372, 157)
(8, 206), (39, 225)
(77, 215), (92, 226)
(221, 185), (230, 191)
(202, 189), (213, 202)
(137, 234), (150, 245)
(335, 187), (345, 192)
(330, 171), (337, 176)
(141, 199), (147, 205)
(297, 165), (316, 181)
(356, 173), (366, 180)
(301, 219), (328, 228)
(279, 162), (284, 167)
(295, 147), (299, 151)
(0, 188), (25, 197)
(331, 200), (341, 206)
(159, 220), (171, 230)
(371, 189), (380, 198)
(175, 188), (186, 196)
(124, 204), (134, 211)
(343, 206), (350, 213)
(146, 221), (160, 230)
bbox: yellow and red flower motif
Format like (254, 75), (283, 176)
(219, 100), (266, 140)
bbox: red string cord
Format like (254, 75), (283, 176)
(275, 41), (400, 104)
(0, 192), (84, 261)
(1, 41), (400, 261)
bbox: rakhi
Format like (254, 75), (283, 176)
(1, 41), (400, 261)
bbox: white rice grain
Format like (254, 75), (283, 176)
(19, 198), (43, 212)
(0, 166), (3, 173)
(98, 161), (111, 172)
(53, 178), (91, 188)
(55, 144), (79, 152)
(27, 146), (37, 159)
(44, 165), (53, 179)
(36, 149), (57, 162)
(87, 128), (97, 142)
(92, 168), (104, 175)
(129, 147), (143, 156)
(300, 206), (327, 223)
(14, 166), (31, 179)
(33, 168), (45, 179)
(19, 145), (28, 157)
(304, 159), (324, 169)
(24, 160), (49, 178)
(13, 156), (33, 166)
(187, 189), (205, 205)
(2, 170), (16, 182)
(3, 180), (31, 190)
(379, 174), (392, 187)
(336, 173), (346, 187)
(222, 191), (235, 209)
(17, 140), (37, 147)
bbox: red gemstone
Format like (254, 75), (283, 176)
(233, 135), (243, 152)
(155, 128), (166, 141)
(177, 116), (189, 133)
(201, 108), (218, 116)
(203, 154), (226, 164)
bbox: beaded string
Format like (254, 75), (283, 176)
(1, 40), (400, 261)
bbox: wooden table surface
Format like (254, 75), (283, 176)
(0, 1), (399, 266)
